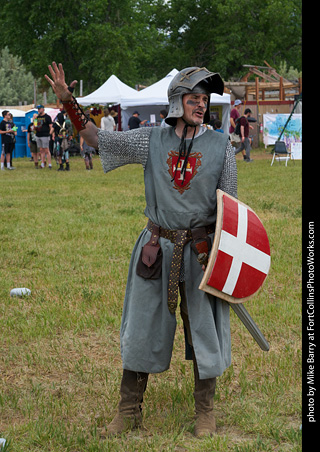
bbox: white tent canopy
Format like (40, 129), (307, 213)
(121, 69), (179, 107)
(120, 69), (231, 132)
(5, 108), (26, 118)
(76, 74), (138, 106)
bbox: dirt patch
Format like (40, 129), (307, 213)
(235, 150), (273, 161)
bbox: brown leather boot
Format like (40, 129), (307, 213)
(104, 369), (148, 436)
(193, 356), (217, 438)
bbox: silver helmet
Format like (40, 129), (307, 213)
(165, 67), (224, 126)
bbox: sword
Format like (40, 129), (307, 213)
(229, 303), (270, 351)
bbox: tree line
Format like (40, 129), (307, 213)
(0, 0), (301, 100)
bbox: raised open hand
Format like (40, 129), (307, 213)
(45, 62), (78, 101)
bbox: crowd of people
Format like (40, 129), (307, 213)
(0, 105), (101, 172)
(1, 97), (253, 173)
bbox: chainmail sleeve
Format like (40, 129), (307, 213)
(97, 128), (152, 173)
(217, 139), (238, 198)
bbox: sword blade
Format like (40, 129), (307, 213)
(230, 303), (270, 351)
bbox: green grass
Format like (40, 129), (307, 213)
(0, 150), (302, 452)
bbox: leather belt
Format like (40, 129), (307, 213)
(146, 219), (215, 314)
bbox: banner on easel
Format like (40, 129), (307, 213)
(263, 113), (302, 147)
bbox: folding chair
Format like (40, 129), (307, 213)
(271, 141), (293, 166)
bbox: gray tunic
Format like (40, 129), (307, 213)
(98, 126), (237, 379)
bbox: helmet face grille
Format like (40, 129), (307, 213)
(166, 67), (224, 125)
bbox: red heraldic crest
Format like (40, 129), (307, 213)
(199, 190), (271, 303)
(167, 151), (202, 194)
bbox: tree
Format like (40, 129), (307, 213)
(0, 0), (167, 94)
(150, 0), (302, 79)
(0, 0), (301, 93)
(0, 47), (35, 105)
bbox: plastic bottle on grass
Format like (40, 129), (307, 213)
(10, 288), (31, 297)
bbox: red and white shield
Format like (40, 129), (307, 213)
(199, 190), (271, 303)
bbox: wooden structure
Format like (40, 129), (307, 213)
(224, 62), (302, 147)
(225, 61), (302, 102)
(242, 62), (301, 101)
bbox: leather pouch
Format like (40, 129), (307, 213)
(190, 227), (212, 266)
(136, 226), (162, 279)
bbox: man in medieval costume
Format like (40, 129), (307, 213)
(45, 63), (238, 438)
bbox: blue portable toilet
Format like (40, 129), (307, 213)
(0, 109), (28, 158)
(14, 112), (28, 158)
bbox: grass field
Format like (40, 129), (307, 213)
(0, 148), (302, 452)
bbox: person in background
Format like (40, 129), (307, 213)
(213, 119), (224, 133)
(53, 110), (73, 171)
(35, 105), (54, 169)
(80, 135), (95, 170)
(80, 110), (96, 170)
(0, 110), (17, 170)
(27, 113), (40, 169)
(110, 110), (118, 130)
(160, 109), (170, 128)
(229, 99), (242, 140)
(229, 99), (246, 160)
(7, 113), (17, 167)
(100, 108), (116, 132)
(128, 111), (147, 129)
(234, 108), (254, 163)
